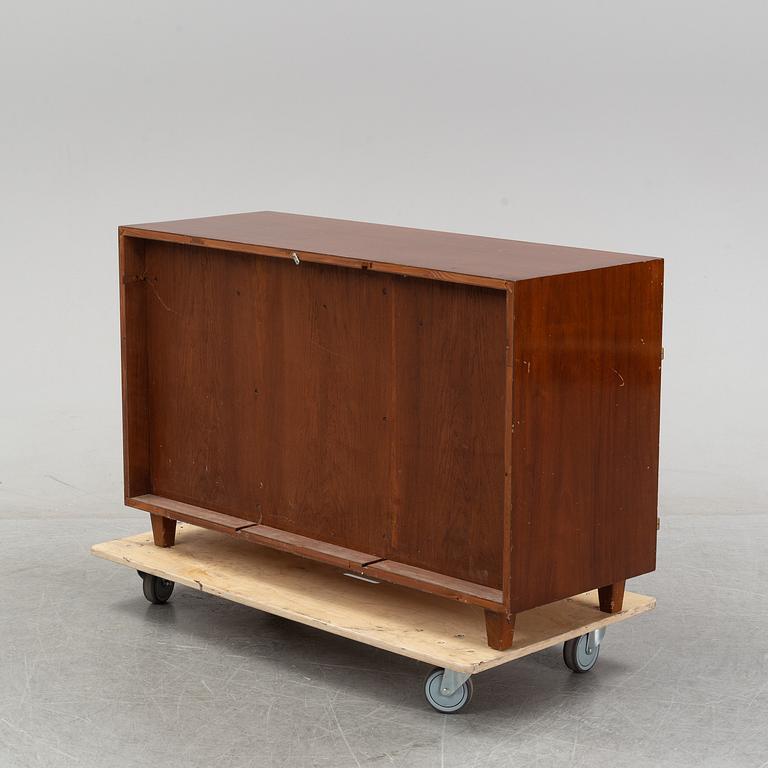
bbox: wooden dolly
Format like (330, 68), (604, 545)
(92, 525), (655, 713)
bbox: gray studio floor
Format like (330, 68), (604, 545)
(1, 495), (767, 768)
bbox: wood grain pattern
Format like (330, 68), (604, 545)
(92, 526), (656, 675)
(132, 493), (382, 569)
(484, 610), (515, 651)
(362, 559), (504, 610)
(129, 494), (254, 534)
(119, 226), (506, 290)
(238, 524), (381, 571)
(502, 285), (515, 606)
(507, 261), (664, 613)
(119, 235), (150, 498)
(598, 581), (626, 613)
(138, 241), (509, 591)
(119, 214), (663, 632)
(122, 211), (658, 285)
(387, 278), (506, 588)
(143, 242), (392, 555)
(150, 513), (176, 547)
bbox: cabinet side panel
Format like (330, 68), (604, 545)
(508, 261), (663, 612)
(502, 285), (515, 606)
(389, 279), (507, 589)
(119, 235), (150, 498)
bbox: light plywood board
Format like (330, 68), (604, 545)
(91, 525), (655, 675)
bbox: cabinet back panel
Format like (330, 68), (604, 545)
(144, 242), (391, 554)
(388, 279), (506, 589)
(139, 241), (506, 586)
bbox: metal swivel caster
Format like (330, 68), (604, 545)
(563, 628), (605, 673)
(138, 570), (175, 604)
(423, 668), (474, 713)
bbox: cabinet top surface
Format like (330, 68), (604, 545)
(122, 211), (658, 283)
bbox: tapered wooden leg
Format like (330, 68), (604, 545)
(598, 580), (625, 613)
(150, 514), (176, 547)
(485, 610), (516, 650)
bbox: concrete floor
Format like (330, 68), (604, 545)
(1, 503), (767, 768)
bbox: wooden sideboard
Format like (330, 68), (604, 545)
(119, 211), (663, 650)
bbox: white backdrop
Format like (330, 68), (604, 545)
(1, 1), (766, 521)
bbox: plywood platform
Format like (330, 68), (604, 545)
(91, 525), (655, 675)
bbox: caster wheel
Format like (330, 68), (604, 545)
(141, 573), (175, 604)
(423, 668), (474, 713)
(563, 633), (600, 673)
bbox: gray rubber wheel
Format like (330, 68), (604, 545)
(424, 669), (474, 713)
(563, 634), (600, 673)
(141, 573), (175, 604)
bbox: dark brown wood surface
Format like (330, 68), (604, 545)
(484, 610), (516, 651)
(129, 494), (255, 535)
(119, 235), (150, 498)
(128, 490), (505, 607)
(598, 581), (626, 613)
(143, 241), (392, 555)
(135, 239), (508, 587)
(363, 560), (503, 609)
(124, 211), (658, 284)
(149, 513), (176, 547)
(387, 278), (506, 589)
(506, 260), (663, 614)
(238, 524), (382, 572)
(119, 215), (663, 637)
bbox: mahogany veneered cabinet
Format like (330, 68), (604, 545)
(119, 212), (663, 650)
